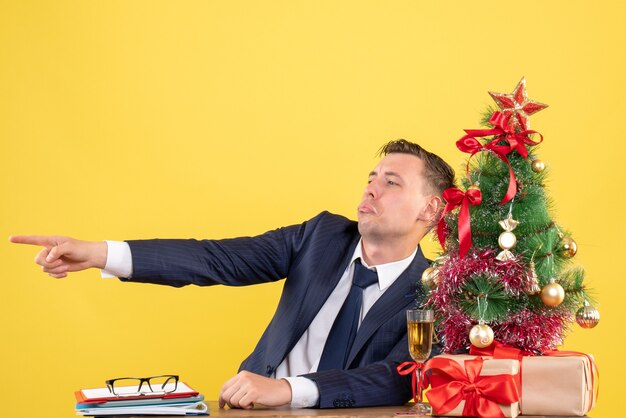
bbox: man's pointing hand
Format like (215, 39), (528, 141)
(9, 235), (107, 278)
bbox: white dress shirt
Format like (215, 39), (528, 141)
(101, 239), (417, 408)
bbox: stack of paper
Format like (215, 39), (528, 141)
(75, 382), (208, 416)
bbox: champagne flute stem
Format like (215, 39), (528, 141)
(415, 367), (422, 403)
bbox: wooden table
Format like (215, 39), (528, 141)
(205, 401), (587, 417)
(208, 401), (411, 417)
(77, 401), (588, 417)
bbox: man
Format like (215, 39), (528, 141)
(10, 139), (455, 410)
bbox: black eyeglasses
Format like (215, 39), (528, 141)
(105, 375), (179, 397)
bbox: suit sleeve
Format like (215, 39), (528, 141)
(121, 213), (328, 287)
(302, 338), (443, 408)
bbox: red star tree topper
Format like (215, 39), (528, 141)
(488, 77), (548, 130)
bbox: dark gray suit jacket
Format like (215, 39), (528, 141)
(123, 211), (430, 408)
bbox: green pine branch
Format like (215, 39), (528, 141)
(458, 274), (524, 322)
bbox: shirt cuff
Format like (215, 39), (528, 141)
(282, 376), (320, 408)
(101, 240), (133, 279)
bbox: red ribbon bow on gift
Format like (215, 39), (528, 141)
(396, 361), (427, 404)
(456, 111), (544, 205)
(437, 186), (482, 258)
(424, 356), (520, 418)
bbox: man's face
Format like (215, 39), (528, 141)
(357, 153), (432, 241)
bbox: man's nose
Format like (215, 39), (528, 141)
(364, 180), (380, 199)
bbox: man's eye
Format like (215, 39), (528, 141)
(387, 180), (397, 186)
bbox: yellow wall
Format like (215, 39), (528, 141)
(1, 1), (623, 416)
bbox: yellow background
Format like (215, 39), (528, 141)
(1, 1), (623, 416)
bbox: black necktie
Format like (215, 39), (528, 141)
(317, 259), (379, 371)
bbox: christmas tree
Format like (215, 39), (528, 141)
(426, 78), (600, 354)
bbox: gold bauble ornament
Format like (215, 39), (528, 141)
(469, 322), (494, 348)
(576, 301), (600, 329)
(541, 278), (565, 307)
(421, 266), (440, 290)
(558, 236), (578, 258)
(531, 159), (545, 172)
(468, 184), (481, 192)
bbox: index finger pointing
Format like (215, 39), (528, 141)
(9, 235), (57, 248)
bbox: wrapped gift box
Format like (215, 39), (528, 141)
(521, 353), (597, 416)
(425, 354), (520, 418)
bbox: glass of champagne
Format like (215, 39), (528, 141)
(406, 309), (434, 415)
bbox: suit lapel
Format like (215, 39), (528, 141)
(266, 230), (361, 368)
(346, 246), (429, 366)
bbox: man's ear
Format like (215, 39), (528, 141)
(418, 195), (443, 223)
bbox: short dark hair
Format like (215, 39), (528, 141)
(378, 139), (455, 195)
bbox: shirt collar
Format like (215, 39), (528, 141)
(350, 238), (418, 291)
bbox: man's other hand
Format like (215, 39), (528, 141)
(219, 371), (292, 409)
(9, 235), (107, 278)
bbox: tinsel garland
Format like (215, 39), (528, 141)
(495, 309), (571, 352)
(427, 248), (570, 353)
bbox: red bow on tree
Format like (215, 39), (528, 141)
(464, 111), (544, 158)
(425, 356), (520, 418)
(437, 187), (482, 258)
(456, 111), (544, 205)
(456, 135), (516, 205)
